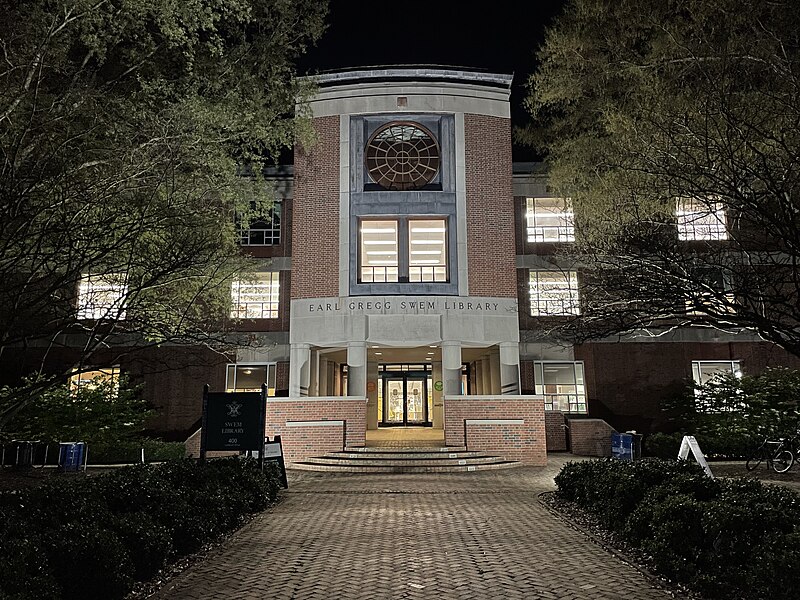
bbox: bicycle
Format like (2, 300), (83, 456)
(746, 436), (796, 473)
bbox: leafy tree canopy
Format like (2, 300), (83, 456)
(522, 0), (800, 355)
(0, 374), (150, 445)
(0, 0), (327, 425)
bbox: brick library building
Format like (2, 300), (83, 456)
(13, 67), (800, 468)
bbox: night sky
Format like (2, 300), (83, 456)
(298, 0), (568, 160)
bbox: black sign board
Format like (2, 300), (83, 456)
(264, 435), (289, 489)
(200, 385), (266, 463)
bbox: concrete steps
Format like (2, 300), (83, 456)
(290, 446), (520, 473)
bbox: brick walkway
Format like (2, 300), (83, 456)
(153, 455), (673, 599)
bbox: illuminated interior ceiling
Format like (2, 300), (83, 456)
(365, 122), (440, 190)
(319, 346), (496, 364)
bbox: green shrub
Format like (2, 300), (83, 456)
(0, 458), (281, 600)
(47, 523), (134, 600)
(555, 458), (800, 600)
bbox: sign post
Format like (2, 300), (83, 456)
(263, 435), (288, 489)
(678, 435), (714, 478)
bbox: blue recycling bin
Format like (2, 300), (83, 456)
(58, 442), (85, 472)
(611, 433), (642, 461)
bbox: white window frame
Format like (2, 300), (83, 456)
(529, 271), (580, 316)
(691, 360), (742, 387)
(526, 197), (575, 243)
(230, 272), (280, 319)
(225, 363), (278, 396)
(358, 217), (449, 284)
(359, 219), (400, 283)
(240, 203), (281, 246)
(534, 361), (587, 413)
(76, 273), (128, 320)
(676, 198), (728, 241)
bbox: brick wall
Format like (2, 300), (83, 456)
(443, 395), (546, 465)
(292, 116), (340, 299)
(545, 410), (567, 451)
(126, 346), (229, 438)
(464, 114), (516, 297)
(575, 340), (800, 433)
(276, 361), (289, 396)
(568, 419), (615, 457)
(265, 397), (367, 463)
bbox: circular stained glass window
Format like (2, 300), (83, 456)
(365, 122), (440, 191)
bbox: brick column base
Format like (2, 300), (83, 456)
(443, 395), (546, 465)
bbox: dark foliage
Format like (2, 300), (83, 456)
(555, 458), (800, 599)
(0, 458), (281, 600)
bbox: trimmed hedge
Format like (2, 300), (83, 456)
(555, 459), (800, 600)
(0, 458), (281, 600)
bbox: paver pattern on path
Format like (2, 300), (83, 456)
(153, 456), (672, 600)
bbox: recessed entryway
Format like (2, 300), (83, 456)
(366, 426), (445, 447)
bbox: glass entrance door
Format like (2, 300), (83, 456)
(382, 376), (428, 425)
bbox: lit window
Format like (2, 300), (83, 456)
(77, 274), (128, 320)
(240, 203), (280, 246)
(692, 360), (742, 387)
(360, 220), (399, 283)
(69, 367), (120, 395)
(409, 219), (447, 282)
(529, 271), (580, 316)
(225, 363), (277, 395)
(676, 198), (727, 240)
(231, 272), (280, 319)
(526, 198), (575, 242)
(534, 362), (586, 412)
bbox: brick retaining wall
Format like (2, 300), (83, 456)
(265, 397), (367, 464)
(568, 419), (615, 457)
(443, 395), (546, 465)
(544, 410), (567, 451)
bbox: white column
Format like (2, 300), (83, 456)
(441, 341), (462, 396)
(500, 342), (521, 395)
(289, 343), (311, 397)
(347, 342), (367, 397)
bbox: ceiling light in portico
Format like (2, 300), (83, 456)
(425, 357), (432, 361)
(427, 352), (434, 355)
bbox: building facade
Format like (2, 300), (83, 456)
(5, 67), (799, 461)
